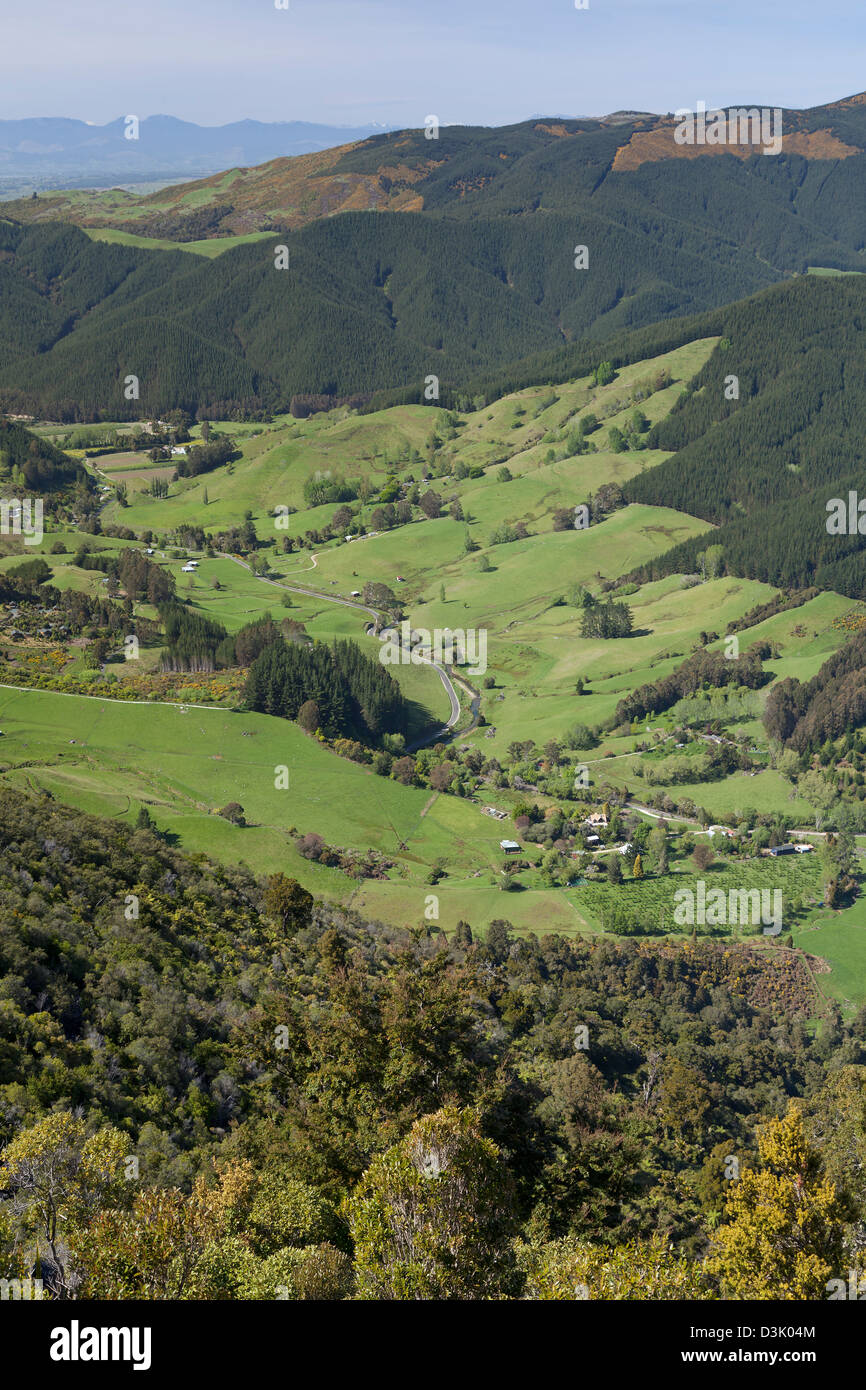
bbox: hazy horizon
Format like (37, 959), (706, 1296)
(3, 0), (865, 129)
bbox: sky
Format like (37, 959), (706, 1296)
(2, 0), (865, 129)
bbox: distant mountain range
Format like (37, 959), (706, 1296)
(0, 115), (396, 194)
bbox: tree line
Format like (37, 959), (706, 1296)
(614, 646), (769, 726)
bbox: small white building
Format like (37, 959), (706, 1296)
(500, 839), (520, 854)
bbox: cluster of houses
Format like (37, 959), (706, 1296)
(493, 802), (818, 862)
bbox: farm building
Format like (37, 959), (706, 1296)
(500, 840), (520, 854)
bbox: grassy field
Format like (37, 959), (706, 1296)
(0, 686), (535, 916)
(794, 903), (866, 1011)
(807, 266), (866, 277)
(99, 342), (716, 537)
(83, 227), (274, 258)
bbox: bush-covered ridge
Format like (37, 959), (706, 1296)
(1, 788), (866, 1298)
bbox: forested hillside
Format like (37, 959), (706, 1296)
(764, 627), (866, 753)
(1, 787), (865, 1300)
(0, 415), (84, 493)
(2, 93), (866, 420)
(625, 274), (866, 596)
(0, 210), (769, 420)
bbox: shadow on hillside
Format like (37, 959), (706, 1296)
(403, 696), (445, 745)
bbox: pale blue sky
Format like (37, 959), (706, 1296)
(3, 0), (865, 127)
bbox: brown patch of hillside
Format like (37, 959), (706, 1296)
(142, 143), (359, 207)
(533, 123), (573, 137)
(172, 150), (434, 230)
(452, 175), (494, 197)
(613, 121), (861, 171)
(0, 143), (436, 238)
(784, 129), (862, 158)
(824, 91), (866, 108)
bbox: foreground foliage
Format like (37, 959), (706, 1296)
(1, 788), (864, 1299)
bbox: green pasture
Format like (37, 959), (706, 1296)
(0, 687), (496, 891)
(83, 226), (274, 257)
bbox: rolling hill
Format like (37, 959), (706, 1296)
(7, 93), (866, 249)
(0, 92), (865, 420)
(625, 274), (866, 596)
